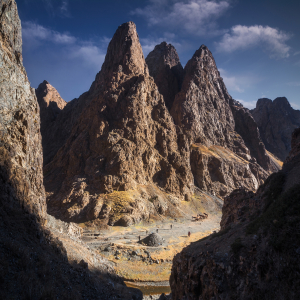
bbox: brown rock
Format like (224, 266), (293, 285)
(0, 0), (46, 220)
(36, 80), (67, 165)
(44, 22), (193, 222)
(171, 45), (273, 197)
(0, 2), (142, 299)
(251, 97), (300, 161)
(170, 127), (300, 300)
(146, 42), (184, 110)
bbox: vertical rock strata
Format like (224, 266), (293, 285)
(0, 0), (46, 219)
(170, 128), (300, 300)
(170, 45), (273, 197)
(251, 97), (300, 161)
(146, 42), (184, 110)
(45, 22), (193, 222)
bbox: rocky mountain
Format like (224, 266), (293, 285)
(251, 97), (300, 161)
(170, 45), (276, 197)
(36, 80), (67, 165)
(170, 127), (300, 299)
(0, 1), (142, 299)
(41, 31), (280, 223)
(146, 42), (184, 110)
(44, 22), (194, 223)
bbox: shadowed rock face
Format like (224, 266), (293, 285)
(0, 0), (46, 219)
(229, 99), (277, 171)
(146, 42), (184, 110)
(170, 128), (300, 300)
(0, 2), (143, 299)
(36, 81), (67, 165)
(44, 22), (194, 222)
(251, 97), (300, 161)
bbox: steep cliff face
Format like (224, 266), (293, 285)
(170, 45), (273, 198)
(170, 127), (300, 300)
(0, 0), (45, 220)
(146, 42), (184, 110)
(36, 80), (67, 165)
(44, 22), (194, 222)
(0, 2), (142, 299)
(230, 99), (278, 171)
(251, 97), (300, 161)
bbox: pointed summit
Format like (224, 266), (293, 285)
(44, 22), (193, 222)
(146, 42), (184, 110)
(98, 21), (146, 81)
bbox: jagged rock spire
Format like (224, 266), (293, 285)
(146, 42), (184, 110)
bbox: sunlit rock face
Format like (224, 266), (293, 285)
(44, 22), (194, 222)
(0, 0), (46, 219)
(251, 97), (300, 161)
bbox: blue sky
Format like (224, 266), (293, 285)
(16, 0), (300, 110)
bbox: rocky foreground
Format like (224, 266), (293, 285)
(170, 127), (300, 299)
(0, 1), (141, 299)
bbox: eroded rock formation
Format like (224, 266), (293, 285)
(170, 127), (300, 299)
(0, 0), (45, 220)
(36, 80), (66, 165)
(170, 45), (274, 197)
(44, 22), (194, 222)
(251, 97), (300, 161)
(146, 42), (184, 110)
(0, 2), (142, 299)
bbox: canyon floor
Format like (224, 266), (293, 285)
(78, 190), (222, 296)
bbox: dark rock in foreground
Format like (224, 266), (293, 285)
(170, 127), (300, 299)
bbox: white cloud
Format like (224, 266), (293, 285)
(293, 51), (300, 56)
(291, 102), (300, 110)
(218, 68), (244, 92)
(236, 99), (257, 109)
(22, 22), (108, 71)
(60, 1), (70, 18)
(132, 0), (230, 36)
(22, 21), (76, 45)
(216, 25), (291, 59)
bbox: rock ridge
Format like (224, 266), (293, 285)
(251, 97), (300, 160)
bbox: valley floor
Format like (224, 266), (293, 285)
(79, 190), (222, 296)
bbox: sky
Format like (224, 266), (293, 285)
(16, 0), (300, 110)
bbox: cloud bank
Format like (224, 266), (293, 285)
(132, 0), (231, 36)
(216, 25), (291, 59)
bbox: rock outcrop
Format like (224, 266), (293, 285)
(251, 97), (300, 161)
(44, 22), (194, 222)
(0, 2), (142, 299)
(170, 127), (300, 299)
(36, 80), (67, 165)
(0, 0), (45, 220)
(170, 45), (274, 197)
(146, 42), (184, 110)
(229, 99), (279, 170)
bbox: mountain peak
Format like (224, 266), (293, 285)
(99, 21), (146, 78)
